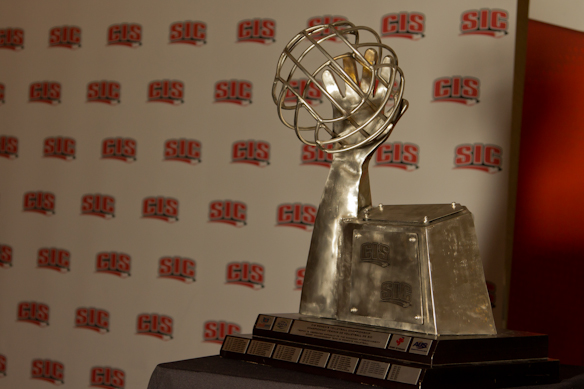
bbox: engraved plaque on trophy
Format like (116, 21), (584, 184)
(220, 21), (559, 388)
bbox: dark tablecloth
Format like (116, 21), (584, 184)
(148, 356), (584, 389)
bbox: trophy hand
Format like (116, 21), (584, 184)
(321, 49), (407, 155)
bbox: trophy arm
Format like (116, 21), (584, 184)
(300, 99), (408, 319)
(300, 146), (375, 318)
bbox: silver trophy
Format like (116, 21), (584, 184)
(272, 21), (494, 335)
(221, 22), (557, 387)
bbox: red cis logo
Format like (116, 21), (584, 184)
(17, 301), (49, 327)
(374, 142), (419, 171)
(237, 18), (275, 44)
(96, 252), (131, 278)
(232, 140), (270, 167)
(142, 196), (179, 222)
(82, 194), (115, 219)
(461, 9), (508, 38)
(37, 248), (70, 273)
(31, 359), (64, 385)
(0, 136), (18, 159)
(294, 267), (305, 290)
(454, 143), (502, 173)
(76, 307), (110, 333)
(0, 27), (24, 50)
(170, 21), (206, 46)
(307, 16), (347, 41)
(0, 82), (5, 105)
(158, 256), (196, 283)
(90, 366), (125, 389)
(276, 203), (316, 231)
(214, 80), (252, 106)
(226, 262), (264, 289)
(44, 136), (75, 160)
(1, 244), (12, 268)
(285, 79), (322, 106)
(29, 81), (61, 105)
(49, 25), (81, 49)
(136, 314), (173, 340)
(164, 139), (201, 164)
(209, 200), (246, 227)
(381, 12), (425, 40)
(301, 144), (334, 167)
(107, 23), (141, 47)
(102, 137), (136, 162)
(88, 81), (121, 105)
(203, 321), (241, 344)
(148, 80), (184, 105)
(0, 354), (5, 377)
(23, 191), (55, 215)
(433, 76), (479, 105)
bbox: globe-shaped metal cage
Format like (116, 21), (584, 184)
(272, 21), (406, 154)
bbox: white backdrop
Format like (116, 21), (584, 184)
(0, 1), (522, 387)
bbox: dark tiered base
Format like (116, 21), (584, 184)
(220, 313), (559, 388)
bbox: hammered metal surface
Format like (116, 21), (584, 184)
(349, 229), (422, 325)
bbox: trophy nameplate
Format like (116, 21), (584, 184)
(219, 21), (559, 387)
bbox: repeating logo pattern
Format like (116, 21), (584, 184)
(88, 81), (121, 104)
(203, 321), (241, 344)
(301, 144), (334, 167)
(236, 18), (275, 44)
(307, 16), (347, 41)
(148, 80), (184, 104)
(164, 139), (201, 164)
(0, 355), (5, 377)
(225, 262), (264, 289)
(90, 366), (125, 389)
(107, 23), (142, 47)
(102, 137), (136, 162)
(82, 194), (116, 219)
(374, 142), (419, 170)
(214, 80), (252, 105)
(0, 27), (24, 50)
(31, 359), (64, 385)
(284, 79), (322, 106)
(294, 267), (305, 290)
(96, 252), (131, 278)
(23, 191), (55, 215)
(136, 314), (173, 340)
(17, 302), (49, 327)
(142, 196), (179, 222)
(231, 140), (270, 166)
(38, 247), (70, 273)
(0, 136), (17, 159)
(433, 76), (480, 105)
(170, 21), (206, 46)
(209, 200), (247, 227)
(0, 7), (515, 387)
(49, 25), (81, 49)
(29, 81), (61, 104)
(454, 143), (502, 173)
(381, 12), (425, 40)
(44, 136), (76, 160)
(0, 244), (12, 268)
(158, 256), (196, 283)
(460, 9), (509, 38)
(276, 203), (316, 231)
(76, 307), (110, 333)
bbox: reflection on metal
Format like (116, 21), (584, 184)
(273, 22), (407, 319)
(338, 204), (496, 335)
(273, 22), (495, 335)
